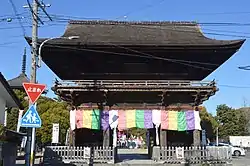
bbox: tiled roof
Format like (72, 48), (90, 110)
(54, 20), (244, 46)
(8, 73), (29, 89)
(0, 73), (23, 109)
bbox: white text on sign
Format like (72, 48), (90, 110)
(27, 87), (42, 93)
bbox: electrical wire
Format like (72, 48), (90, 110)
(43, 44), (214, 71)
(0, 26), (31, 30)
(76, 30), (220, 67)
(8, 0), (26, 36)
(38, 13), (250, 27)
(116, 0), (166, 19)
(126, 24), (250, 39)
(40, 13), (102, 20)
(193, 11), (250, 16)
(218, 84), (250, 89)
(0, 12), (28, 18)
(33, 20), (250, 71)
(202, 28), (250, 35)
(0, 41), (22, 46)
(41, 44), (250, 89)
(33, 18), (250, 39)
(26, 0), (44, 24)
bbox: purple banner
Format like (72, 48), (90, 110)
(144, 110), (153, 128)
(185, 110), (195, 130)
(101, 110), (109, 130)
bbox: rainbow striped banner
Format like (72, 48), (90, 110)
(76, 110), (101, 130)
(161, 110), (201, 131)
(118, 110), (153, 131)
(74, 109), (201, 131)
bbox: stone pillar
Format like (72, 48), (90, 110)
(193, 130), (201, 146)
(160, 129), (167, 147)
(69, 130), (76, 146)
(103, 128), (110, 147)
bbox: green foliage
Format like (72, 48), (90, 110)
(200, 106), (218, 140)
(37, 99), (69, 144)
(127, 128), (147, 140)
(7, 90), (29, 131)
(216, 104), (248, 140)
(6, 90), (70, 145)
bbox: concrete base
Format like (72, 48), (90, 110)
(152, 146), (160, 161)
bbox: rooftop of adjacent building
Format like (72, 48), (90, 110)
(0, 72), (24, 109)
(8, 48), (29, 90)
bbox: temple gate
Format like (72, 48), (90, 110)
(26, 20), (245, 164)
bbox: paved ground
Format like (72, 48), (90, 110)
(232, 151), (250, 166)
(15, 149), (250, 166)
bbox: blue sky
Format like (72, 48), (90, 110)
(1, 0), (250, 114)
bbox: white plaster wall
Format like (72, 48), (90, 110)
(0, 97), (6, 125)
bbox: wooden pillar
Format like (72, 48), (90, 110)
(193, 130), (201, 146)
(160, 129), (167, 147)
(103, 128), (110, 147)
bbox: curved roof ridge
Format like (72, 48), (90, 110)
(68, 20), (198, 26)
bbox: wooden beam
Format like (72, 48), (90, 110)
(76, 103), (202, 110)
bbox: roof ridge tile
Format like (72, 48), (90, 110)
(69, 20), (198, 26)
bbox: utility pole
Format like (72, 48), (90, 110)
(25, 0), (38, 165)
(23, 0), (51, 165)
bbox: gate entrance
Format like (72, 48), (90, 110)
(32, 20), (245, 164)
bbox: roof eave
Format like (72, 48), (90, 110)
(0, 73), (24, 110)
(25, 37), (246, 50)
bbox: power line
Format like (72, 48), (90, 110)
(116, 0), (166, 19)
(26, 0), (44, 24)
(218, 84), (250, 89)
(35, 0), (52, 21)
(193, 11), (250, 16)
(40, 13), (102, 20)
(41, 44), (250, 89)
(0, 41), (23, 46)
(35, 21), (249, 71)
(76, 30), (220, 67)
(8, 0), (26, 36)
(0, 12), (29, 18)
(44, 44), (214, 71)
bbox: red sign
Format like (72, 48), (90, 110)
(23, 83), (46, 104)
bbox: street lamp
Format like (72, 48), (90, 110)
(38, 36), (79, 67)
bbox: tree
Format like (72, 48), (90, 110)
(7, 90), (29, 131)
(216, 104), (248, 140)
(199, 106), (218, 141)
(6, 90), (70, 145)
(36, 100), (69, 145)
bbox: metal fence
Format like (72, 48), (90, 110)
(43, 146), (116, 165)
(158, 146), (231, 164)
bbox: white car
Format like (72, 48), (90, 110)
(217, 142), (246, 157)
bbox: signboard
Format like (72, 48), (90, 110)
(52, 123), (59, 144)
(176, 147), (184, 159)
(20, 104), (42, 128)
(21, 136), (27, 148)
(23, 83), (46, 104)
(84, 147), (91, 159)
(17, 110), (24, 132)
